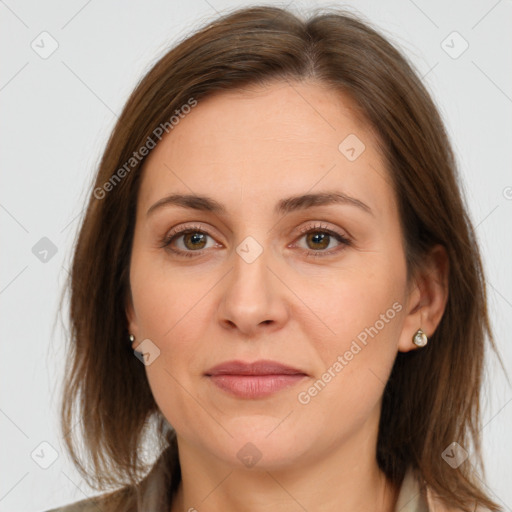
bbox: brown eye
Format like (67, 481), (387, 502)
(182, 231), (208, 250)
(295, 224), (351, 258)
(161, 225), (218, 257)
(305, 232), (331, 250)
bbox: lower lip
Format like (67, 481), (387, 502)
(208, 374), (306, 399)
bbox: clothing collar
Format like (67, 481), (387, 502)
(394, 466), (430, 511)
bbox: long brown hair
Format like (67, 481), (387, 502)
(59, 5), (504, 510)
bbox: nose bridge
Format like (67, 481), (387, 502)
(231, 237), (273, 311)
(217, 234), (288, 334)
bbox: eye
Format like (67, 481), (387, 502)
(294, 223), (351, 258)
(160, 224), (219, 258)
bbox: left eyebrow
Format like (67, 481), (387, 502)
(275, 191), (373, 217)
(146, 191), (374, 218)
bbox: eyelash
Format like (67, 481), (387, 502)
(159, 223), (351, 259)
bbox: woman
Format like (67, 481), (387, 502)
(48, 5), (503, 511)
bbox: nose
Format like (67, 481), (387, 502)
(217, 245), (289, 338)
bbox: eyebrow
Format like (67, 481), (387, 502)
(146, 191), (373, 217)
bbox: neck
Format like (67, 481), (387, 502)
(170, 427), (399, 512)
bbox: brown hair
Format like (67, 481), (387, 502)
(59, 5), (504, 510)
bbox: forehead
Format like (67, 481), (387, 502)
(138, 80), (393, 219)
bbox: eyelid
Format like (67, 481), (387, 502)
(159, 223), (223, 253)
(163, 223), (214, 241)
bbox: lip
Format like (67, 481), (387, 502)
(206, 360), (306, 376)
(205, 359), (308, 399)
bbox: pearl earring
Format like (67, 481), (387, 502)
(129, 334), (135, 344)
(413, 329), (428, 347)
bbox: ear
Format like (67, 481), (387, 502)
(125, 289), (139, 350)
(398, 244), (449, 353)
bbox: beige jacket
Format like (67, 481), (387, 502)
(45, 456), (488, 512)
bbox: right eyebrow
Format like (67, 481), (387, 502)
(146, 194), (226, 217)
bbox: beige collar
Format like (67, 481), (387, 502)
(394, 466), (429, 511)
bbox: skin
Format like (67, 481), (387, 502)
(126, 79), (449, 512)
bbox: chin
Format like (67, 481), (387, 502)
(209, 418), (313, 471)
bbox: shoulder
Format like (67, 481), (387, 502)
(425, 486), (493, 512)
(43, 445), (178, 512)
(397, 466), (493, 512)
(44, 496), (106, 512)
(43, 488), (131, 512)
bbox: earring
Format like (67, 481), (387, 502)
(129, 334), (135, 344)
(413, 329), (428, 347)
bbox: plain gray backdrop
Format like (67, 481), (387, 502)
(1, 0), (511, 511)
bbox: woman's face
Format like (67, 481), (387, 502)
(127, 80), (419, 470)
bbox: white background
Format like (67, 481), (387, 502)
(1, 0), (511, 510)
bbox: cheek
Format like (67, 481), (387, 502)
(301, 262), (405, 356)
(130, 251), (213, 344)
(130, 256), (216, 421)
(294, 259), (406, 410)
(294, 292), (403, 445)
(136, 297), (209, 436)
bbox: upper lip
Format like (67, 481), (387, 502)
(205, 359), (307, 376)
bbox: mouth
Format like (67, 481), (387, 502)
(204, 360), (308, 399)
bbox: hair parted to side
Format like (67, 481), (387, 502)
(60, 4), (503, 511)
